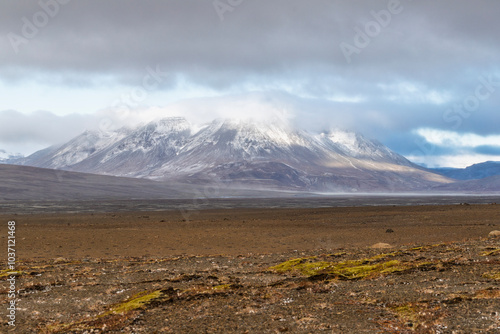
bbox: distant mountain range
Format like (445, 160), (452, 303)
(433, 175), (500, 193)
(431, 161), (500, 180)
(9, 117), (454, 193)
(3, 117), (500, 195)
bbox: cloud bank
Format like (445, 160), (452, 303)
(0, 0), (499, 167)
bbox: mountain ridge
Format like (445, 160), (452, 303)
(431, 161), (500, 180)
(12, 117), (453, 192)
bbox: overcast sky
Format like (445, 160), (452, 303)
(1, 0), (499, 167)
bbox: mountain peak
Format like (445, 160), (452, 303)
(145, 117), (191, 135)
(14, 117), (451, 192)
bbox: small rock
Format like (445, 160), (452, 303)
(53, 257), (68, 263)
(371, 243), (393, 249)
(386, 229), (394, 233)
(489, 230), (500, 237)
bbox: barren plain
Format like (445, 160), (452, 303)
(1, 203), (500, 333)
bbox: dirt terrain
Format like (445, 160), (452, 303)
(1, 204), (500, 333)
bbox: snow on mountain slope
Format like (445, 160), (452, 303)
(170, 119), (325, 163)
(16, 117), (453, 192)
(0, 149), (23, 163)
(15, 128), (130, 169)
(147, 119), (334, 185)
(0, 150), (11, 161)
(318, 130), (412, 166)
(67, 117), (191, 177)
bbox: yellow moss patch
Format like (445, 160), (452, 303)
(481, 249), (500, 256)
(105, 290), (164, 315)
(213, 284), (231, 290)
(409, 243), (446, 252)
(391, 304), (420, 323)
(43, 291), (167, 333)
(44, 321), (93, 333)
(269, 257), (424, 280)
(482, 272), (500, 281)
(369, 251), (401, 261)
(0, 269), (23, 278)
(270, 253), (436, 280)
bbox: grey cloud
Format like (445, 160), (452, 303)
(0, 109), (93, 145)
(1, 1), (499, 89)
(384, 132), (459, 158)
(1, 0), (499, 165)
(474, 146), (500, 156)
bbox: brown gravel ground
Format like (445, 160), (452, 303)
(1, 204), (500, 333)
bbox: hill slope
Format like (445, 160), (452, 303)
(0, 164), (190, 201)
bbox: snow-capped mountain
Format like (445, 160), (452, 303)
(0, 149), (24, 163)
(64, 117), (190, 177)
(14, 117), (452, 192)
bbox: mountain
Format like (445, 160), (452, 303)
(13, 117), (453, 192)
(146, 119), (449, 192)
(433, 175), (500, 193)
(14, 118), (191, 178)
(431, 161), (500, 180)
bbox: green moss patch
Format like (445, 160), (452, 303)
(269, 254), (435, 280)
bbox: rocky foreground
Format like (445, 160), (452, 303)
(1, 236), (500, 333)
